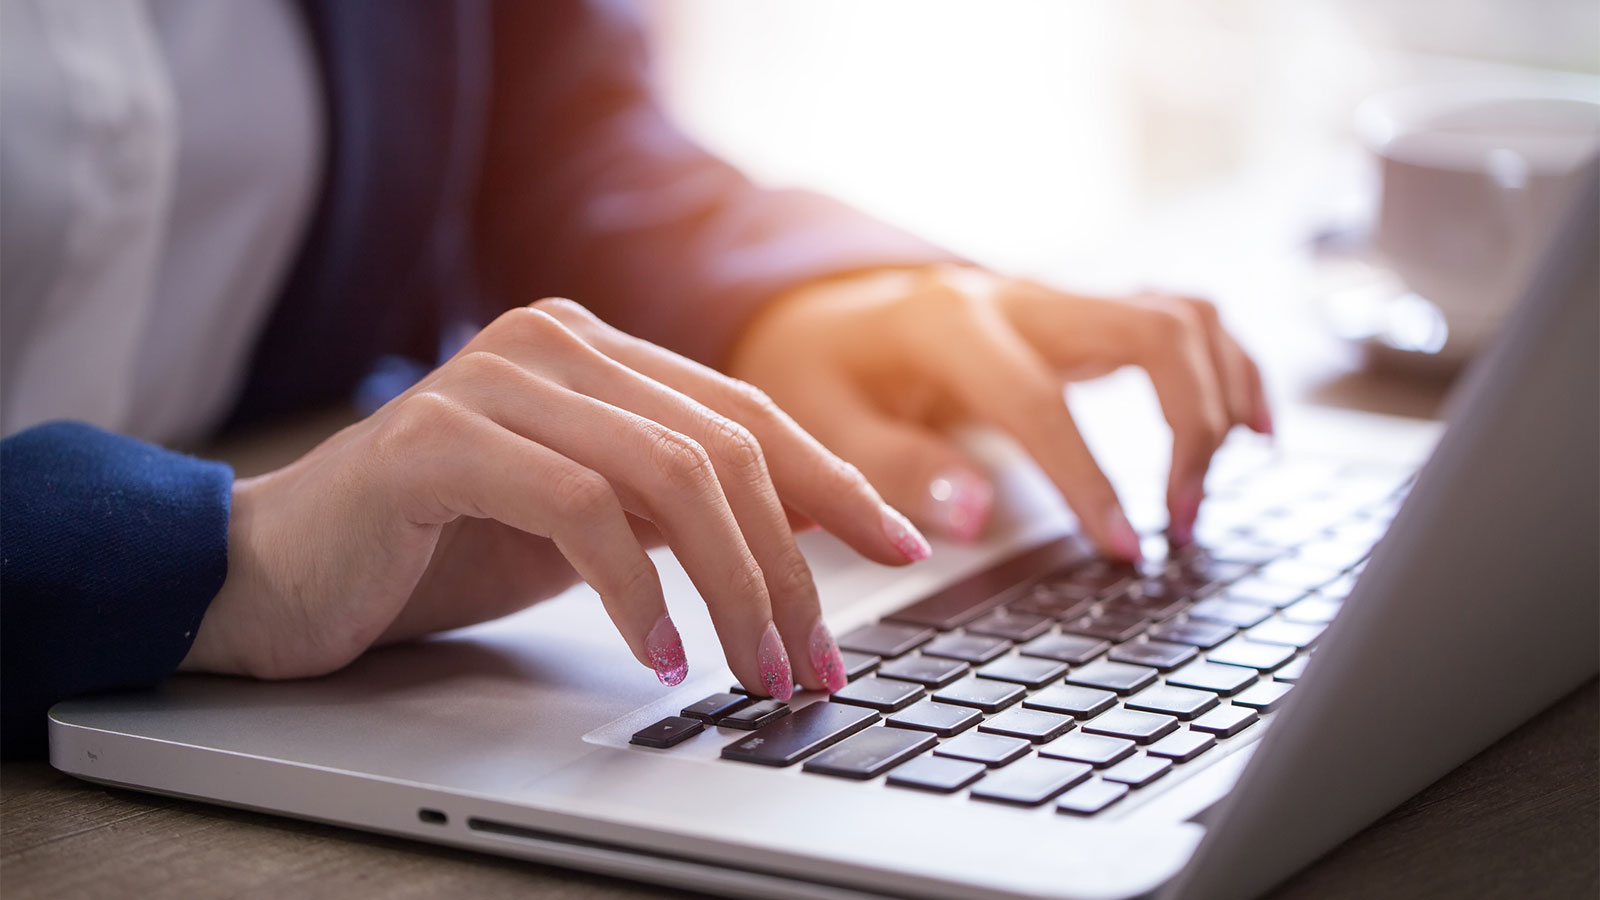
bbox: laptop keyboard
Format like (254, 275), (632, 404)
(630, 455), (1413, 817)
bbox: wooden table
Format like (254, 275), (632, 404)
(3, 678), (1593, 899)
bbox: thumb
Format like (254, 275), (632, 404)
(838, 413), (994, 543)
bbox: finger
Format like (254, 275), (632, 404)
(911, 290), (1141, 561)
(1183, 296), (1259, 432)
(387, 393), (687, 685)
(999, 289), (1234, 546)
(525, 299), (931, 571)
(434, 347), (793, 699)
(1125, 298), (1232, 545)
(780, 373), (995, 543)
(461, 308), (831, 692)
(564, 355), (842, 692)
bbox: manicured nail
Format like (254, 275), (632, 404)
(926, 469), (994, 542)
(1105, 509), (1143, 562)
(881, 504), (932, 562)
(645, 614), (687, 686)
(808, 621), (848, 693)
(1168, 483), (1204, 547)
(757, 622), (793, 700)
(1254, 405), (1275, 436)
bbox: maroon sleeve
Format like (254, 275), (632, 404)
(474, 0), (958, 369)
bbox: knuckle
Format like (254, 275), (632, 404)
(703, 415), (766, 477)
(732, 561), (769, 605)
(529, 296), (601, 328)
(1185, 295), (1220, 325)
(493, 306), (582, 349)
(550, 467), (616, 522)
(452, 349), (519, 382)
(647, 427), (717, 493)
(725, 378), (781, 422)
(769, 551), (817, 603)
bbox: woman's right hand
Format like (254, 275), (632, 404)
(180, 299), (930, 700)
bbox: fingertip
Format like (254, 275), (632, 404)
(1101, 507), (1144, 563)
(880, 504), (932, 563)
(645, 614), (688, 686)
(925, 468), (994, 542)
(757, 622), (794, 700)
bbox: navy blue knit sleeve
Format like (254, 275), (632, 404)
(1, 422), (232, 758)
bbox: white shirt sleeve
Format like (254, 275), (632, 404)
(0, 0), (322, 445)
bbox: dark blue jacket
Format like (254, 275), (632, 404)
(0, 1), (949, 757)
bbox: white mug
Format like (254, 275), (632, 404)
(1356, 81), (1600, 357)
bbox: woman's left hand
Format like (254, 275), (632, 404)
(728, 265), (1272, 560)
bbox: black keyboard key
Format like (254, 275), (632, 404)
(883, 538), (1088, 630)
(975, 655), (1070, 689)
(1102, 754), (1172, 787)
(1064, 660), (1158, 695)
(1039, 732), (1136, 767)
(979, 708), (1075, 743)
(875, 654), (970, 688)
(1025, 685), (1117, 719)
(1188, 598), (1273, 628)
(840, 650), (882, 680)
(802, 727), (936, 779)
(885, 699), (982, 737)
(886, 755), (987, 793)
(1019, 632), (1109, 665)
(966, 609), (1054, 643)
(1108, 640), (1198, 671)
(721, 702), (878, 766)
(630, 716), (704, 748)
(1190, 704), (1260, 737)
(970, 757), (1091, 806)
(1125, 684), (1218, 720)
(932, 677), (1026, 713)
(1206, 638), (1296, 672)
(1057, 560), (1136, 596)
(1167, 661), (1258, 695)
(1247, 619), (1326, 648)
(1056, 779), (1129, 815)
(1062, 613), (1148, 643)
(838, 623), (935, 658)
(1232, 680), (1295, 712)
(1082, 709), (1179, 744)
(1146, 619), (1236, 649)
(921, 632), (1012, 664)
(681, 693), (752, 723)
(717, 699), (791, 730)
(829, 677), (924, 712)
(1146, 729), (1216, 762)
(1008, 584), (1095, 620)
(934, 732), (1032, 767)
(1101, 592), (1189, 623)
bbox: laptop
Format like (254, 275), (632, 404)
(47, 168), (1598, 900)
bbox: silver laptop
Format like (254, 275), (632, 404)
(48, 169), (1598, 900)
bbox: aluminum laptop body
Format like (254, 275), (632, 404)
(47, 171), (1598, 900)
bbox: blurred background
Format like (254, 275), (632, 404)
(645, 0), (1600, 420)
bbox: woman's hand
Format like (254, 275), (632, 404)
(180, 299), (930, 699)
(728, 265), (1272, 559)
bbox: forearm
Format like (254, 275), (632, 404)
(473, 0), (958, 370)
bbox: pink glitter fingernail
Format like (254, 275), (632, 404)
(927, 469), (994, 542)
(881, 505), (932, 562)
(757, 622), (793, 700)
(645, 615), (688, 686)
(808, 621), (848, 693)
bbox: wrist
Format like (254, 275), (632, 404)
(179, 475), (269, 677)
